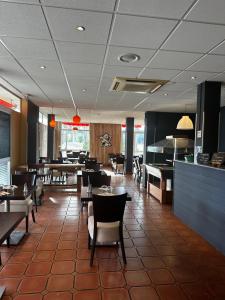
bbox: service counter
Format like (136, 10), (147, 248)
(174, 160), (225, 255)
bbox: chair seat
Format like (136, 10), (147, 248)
(88, 216), (119, 243)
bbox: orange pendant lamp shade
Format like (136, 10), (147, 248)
(73, 114), (81, 124)
(49, 115), (56, 128)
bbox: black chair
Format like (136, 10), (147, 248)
(82, 171), (110, 187)
(85, 160), (100, 171)
(112, 156), (125, 174)
(78, 154), (86, 164)
(88, 193), (127, 266)
(11, 174), (36, 232)
(134, 157), (142, 183)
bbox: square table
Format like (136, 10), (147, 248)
(0, 186), (34, 244)
(80, 186), (132, 210)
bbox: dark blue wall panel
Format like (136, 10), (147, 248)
(174, 161), (225, 255)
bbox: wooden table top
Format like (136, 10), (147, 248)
(80, 186), (132, 202)
(0, 212), (26, 244)
(0, 186), (34, 201)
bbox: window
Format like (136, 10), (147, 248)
(39, 112), (48, 125)
(121, 125), (144, 156)
(61, 125), (90, 151)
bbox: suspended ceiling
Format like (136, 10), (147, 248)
(0, 0), (225, 123)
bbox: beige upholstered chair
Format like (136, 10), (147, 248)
(88, 193), (127, 266)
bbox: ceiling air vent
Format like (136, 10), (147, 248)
(110, 77), (169, 94)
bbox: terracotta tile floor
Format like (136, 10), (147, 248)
(1, 172), (225, 299)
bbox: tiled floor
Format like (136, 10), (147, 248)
(1, 172), (225, 299)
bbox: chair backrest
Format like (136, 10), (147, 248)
(85, 160), (100, 171)
(92, 193), (127, 223)
(39, 157), (49, 163)
(116, 156), (125, 164)
(78, 154), (86, 164)
(82, 171), (102, 186)
(12, 173), (36, 187)
(90, 174), (111, 187)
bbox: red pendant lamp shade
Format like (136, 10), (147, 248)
(73, 114), (81, 124)
(49, 114), (56, 128)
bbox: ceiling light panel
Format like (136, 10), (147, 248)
(2, 37), (57, 61)
(147, 50), (202, 70)
(41, 0), (116, 11)
(0, 3), (51, 39)
(185, 0), (225, 25)
(118, 0), (195, 19)
(110, 14), (177, 49)
(44, 7), (112, 44)
(105, 46), (155, 67)
(56, 41), (106, 64)
(162, 21), (225, 53)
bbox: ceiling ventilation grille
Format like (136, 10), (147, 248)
(110, 77), (169, 94)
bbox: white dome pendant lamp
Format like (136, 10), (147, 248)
(176, 105), (194, 130)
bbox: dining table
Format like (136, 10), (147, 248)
(0, 186), (34, 245)
(80, 186), (132, 210)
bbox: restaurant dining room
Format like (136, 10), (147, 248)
(1, 1), (225, 299)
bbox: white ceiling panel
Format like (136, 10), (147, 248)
(0, 43), (10, 57)
(188, 54), (225, 73)
(173, 70), (220, 83)
(2, 37), (57, 60)
(161, 82), (194, 92)
(140, 68), (181, 80)
(209, 72), (225, 82)
(63, 62), (102, 78)
(102, 65), (142, 79)
(110, 15), (178, 49)
(2, 0), (40, 3)
(210, 41), (225, 55)
(41, 0), (116, 11)
(118, 0), (195, 19)
(162, 21), (225, 53)
(44, 7), (112, 44)
(19, 58), (64, 81)
(185, 0), (225, 25)
(105, 46), (156, 68)
(147, 50), (203, 70)
(56, 41), (106, 64)
(0, 3), (51, 39)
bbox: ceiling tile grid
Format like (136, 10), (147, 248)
(0, 0), (225, 122)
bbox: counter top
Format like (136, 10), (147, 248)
(175, 160), (225, 172)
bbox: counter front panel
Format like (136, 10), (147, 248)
(174, 160), (225, 255)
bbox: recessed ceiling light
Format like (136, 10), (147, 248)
(82, 89), (87, 92)
(191, 76), (197, 80)
(164, 93), (168, 96)
(76, 26), (85, 31)
(40, 65), (46, 70)
(118, 53), (140, 63)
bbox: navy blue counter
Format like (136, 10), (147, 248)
(174, 160), (225, 255)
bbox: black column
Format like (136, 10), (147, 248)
(27, 100), (39, 164)
(125, 117), (134, 174)
(195, 81), (221, 154)
(47, 114), (55, 160)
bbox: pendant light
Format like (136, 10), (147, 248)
(49, 107), (56, 128)
(73, 107), (81, 124)
(177, 105), (194, 130)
